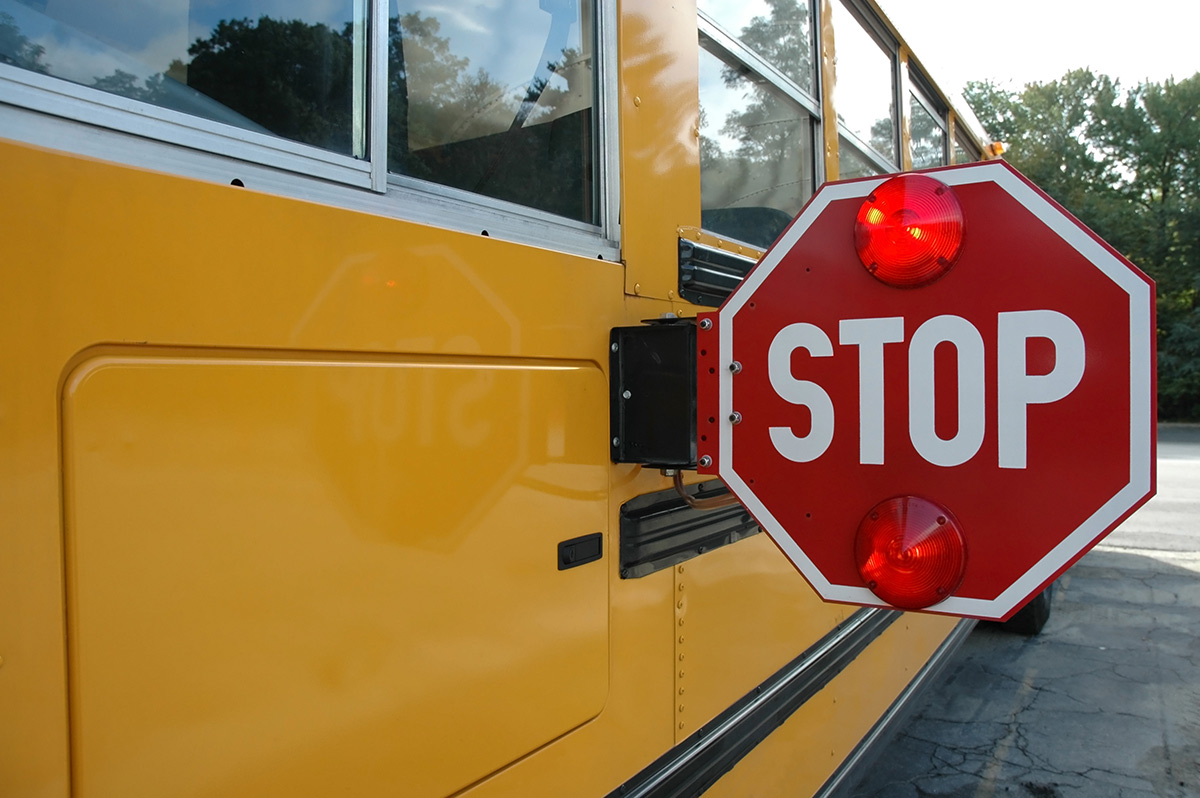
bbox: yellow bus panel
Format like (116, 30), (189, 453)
(0, 0), (993, 793)
(62, 352), (608, 796)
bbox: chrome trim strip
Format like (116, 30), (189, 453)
(0, 85), (618, 261)
(598, 0), (622, 244)
(0, 64), (372, 186)
(0, 103), (618, 260)
(352, 0), (369, 160)
(368, 0), (389, 193)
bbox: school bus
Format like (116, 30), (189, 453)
(0, 0), (993, 795)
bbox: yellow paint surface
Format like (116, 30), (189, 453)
(706, 613), (961, 796)
(0, 0), (974, 789)
(62, 353), (608, 796)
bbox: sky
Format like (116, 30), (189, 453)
(878, 0), (1200, 98)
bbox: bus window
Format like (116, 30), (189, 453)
(0, 0), (369, 158)
(697, 0), (816, 96)
(697, 42), (815, 250)
(830, 0), (896, 166)
(838, 134), (885, 178)
(953, 132), (980, 164)
(909, 84), (948, 169)
(386, 0), (597, 224)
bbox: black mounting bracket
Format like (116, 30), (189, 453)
(609, 318), (698, 469)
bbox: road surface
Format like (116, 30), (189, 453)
(851, 424), (1200, 798)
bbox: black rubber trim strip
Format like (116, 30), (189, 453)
(816, 618), (977, 798)
(607, 608), (900, 798)
(619, 481), (759, 579)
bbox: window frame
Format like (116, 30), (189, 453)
(953, 131), (983, 165)
(0, 0), (620, 260)
(697, 13), (821, 120)
(696, 2), (823, 248)
(907, 66), (950, 169)
(831, 0), (901, 175)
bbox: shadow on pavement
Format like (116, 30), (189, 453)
(849, 546), (1200, 798)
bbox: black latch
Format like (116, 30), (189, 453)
(609, 319), (697, 468)
(558, 533), (603, 570)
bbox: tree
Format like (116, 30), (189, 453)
(86, 16), (357, 153)
(965, 71), (1119, 232)
(186, 17), (356, 155)
(716, 0), (813, 164)
(1092, 75), (1200, 419)
(734, 0), (814, 93)
(966, 72), (1200, 419)
(385, 12), (516, 177)
(0, 12), (48, 73)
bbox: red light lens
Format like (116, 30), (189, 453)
(854, 174), (964, 287)
(855, 496), (967, 610)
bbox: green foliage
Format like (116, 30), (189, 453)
(966, 71), (1200, 419)
(0, 12), (48, 72)
(734, 0), (814, 93)
(186, 17), (356, 154)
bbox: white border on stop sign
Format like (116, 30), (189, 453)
(717, 160), (1155, 620)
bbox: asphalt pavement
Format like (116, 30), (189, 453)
(850, 424), (1200, 798)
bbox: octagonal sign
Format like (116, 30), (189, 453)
(695, 160), (1156, 621)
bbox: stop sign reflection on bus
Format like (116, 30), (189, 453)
(695, 162), (1156, 621)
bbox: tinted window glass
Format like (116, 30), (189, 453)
(0, 0), (368, 156)
(697, 0), (814, 95)
(838, 137), (883, 179)
(830, 0), (895, 164)
(698, 43), (814, 249)
(909, 92), (945, 169)
(953, 136), (977, 165)
(387, 0), (597, 224)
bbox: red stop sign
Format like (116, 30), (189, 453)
(696, 161), (1156, 621)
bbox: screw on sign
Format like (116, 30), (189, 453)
(695, 161), (1156, 621)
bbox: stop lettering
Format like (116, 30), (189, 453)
(695, 162), (1155, 621)
(768, 310), (1084, 469)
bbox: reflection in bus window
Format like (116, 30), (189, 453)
(830, 0), (895, 164)
(697, 0), (815, 95)
(0, 0), (368, 157)
(698, 44), (813, 250)
(838, 137), (884, 179)
(909, 91), (946, 169)
(953, 136), (976, 165)
(387, 0), (597, 224)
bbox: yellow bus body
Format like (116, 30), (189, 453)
(0, 0), (982, 794)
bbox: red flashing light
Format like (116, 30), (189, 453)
(854, 174), (964, 287)
(855, 496), (967, 610)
